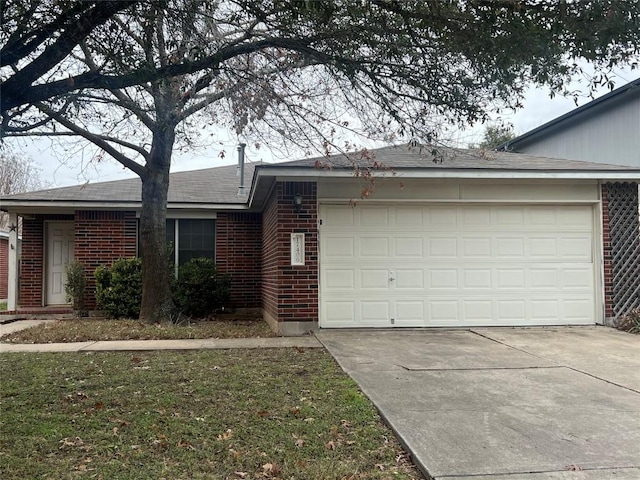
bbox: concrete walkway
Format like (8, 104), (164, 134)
(318, 327), (640, 480)
(0, 319), (322, 352)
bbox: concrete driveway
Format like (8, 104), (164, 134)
(317, 326), (640, 480)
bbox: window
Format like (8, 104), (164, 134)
(166, 219), (216, 267)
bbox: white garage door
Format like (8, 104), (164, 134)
(320, 204), (597, 328)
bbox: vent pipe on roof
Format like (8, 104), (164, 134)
(237, 143), (246, 196)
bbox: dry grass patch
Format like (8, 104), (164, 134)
(1, 314), (275, 344)
(1, 349), (422, 479)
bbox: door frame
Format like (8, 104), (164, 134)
(45, 220), (75, 306)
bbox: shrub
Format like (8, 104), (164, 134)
(95, 258), (142, 319)
(65, 261), (87, 316)
(174, 258), (230, 318)
(616, 308), (640, 334)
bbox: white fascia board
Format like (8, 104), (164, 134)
(257, 167), (640, 181)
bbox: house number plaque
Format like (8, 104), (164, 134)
(291, 233), (305, 266)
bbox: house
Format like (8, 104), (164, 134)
(501, 77), (640, 167)
(1, 144), (639, 334)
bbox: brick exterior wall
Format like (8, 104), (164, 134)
(74, 211), (137, 309)
(601, 184), (614, 319)
(18, 212), (136, 308)
(215, 212), (262, 308)
(0, 237), (8, 300)
(261, 182), (318, 328)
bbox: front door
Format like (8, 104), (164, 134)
(46, 222), (74, 305)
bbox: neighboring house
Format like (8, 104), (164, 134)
(0, 229), (21, 303)
(501, 77), (640, 167)
(1, 145), (639, 333)
(0, 231), (9, 302)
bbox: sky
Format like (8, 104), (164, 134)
(8, 67), (638, 189)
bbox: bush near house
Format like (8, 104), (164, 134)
(64, 260), (87, 316)
(94, 257), (230, 320)
(95, 258), (143, 319)
(174, 257), (230, 318)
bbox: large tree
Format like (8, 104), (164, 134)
(1, 0), (639, 323)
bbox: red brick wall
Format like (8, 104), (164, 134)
(215, 212), (262, 308)
(75, 211), (137, 309)
(261, 182), (318, 325)
(0, 237), (8, 300)
(601, 184), (614, 319)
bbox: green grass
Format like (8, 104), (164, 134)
(0, 301), (7, 311)
(0, 349), (422, 479)
(1, 316), (276, 343)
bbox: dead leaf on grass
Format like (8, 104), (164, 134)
(262, 462), (281, 477)
(326, 440), (336, 450)
(295, 438), (305, 448)
(257, 409), (270, 418)
(217, 428), (233, 441)
(234, 472), (248, 478)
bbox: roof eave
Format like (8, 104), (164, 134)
(253, 166), (640, 181)
(0, 200), (250, 213)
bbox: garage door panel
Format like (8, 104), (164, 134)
(395, 269), (425, 289)
(497, 268), (526, 288)
(429, 300), (459, 322)
(561, 268), (594, 289)
(429, 269), (459, 289)
(360, 269), (390, 289)
(462, 206), (491, 225)
(463, 269), (492, 289)
(562, 299), (595, 321)
(462, 237), (492, 257)
(320, 204), (596, 328)
(428, 206), (458, 226)
(395, 301), (425, 325)
(496, 237), (526, 257)
(361, 206), (388, 226)
(324, 302), (356, 325)
(360, 237), (389, 257)
(394, 237), (424, 257)
(324, 205), (355, 226)
(324, 236), (354, 257)
(395, 206), (424, 226)
(529, 237), (559, 258)
(324, 269), (355, 290)
(558, 236), (592, 260)
(497, 300), (527, 321)
(530, 268), (559, 288)
(496, 207), (525, 225)
(429, 237), (458, 257)
(361, 301), (391, 322)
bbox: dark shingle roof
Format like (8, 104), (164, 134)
(1, 163), (257, 204)
(2, 145), (637, 208)
(260, 144), (636, 171)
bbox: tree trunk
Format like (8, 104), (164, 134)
(139, 123), (176, 324)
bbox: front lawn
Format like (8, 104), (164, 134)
(1, 315), (275, 343)
(0, 349), (422, 479)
